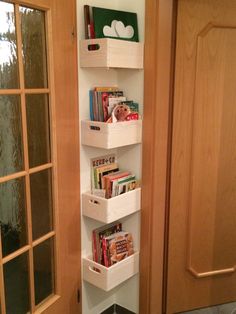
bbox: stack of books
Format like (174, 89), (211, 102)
(92, 222), (134, 267)
(89, 86), (140, 123)
(91, 154), (138, 198)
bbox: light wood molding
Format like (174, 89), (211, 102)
(167, 1), (236, 313)
(186, 23), (236, 280)
(0, 1), (81, 313)
(140, 0), (175, 313)
(189, 267), (235, 279)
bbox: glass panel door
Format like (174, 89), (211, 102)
(0, 1), (57, 313)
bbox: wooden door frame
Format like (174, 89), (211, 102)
(140, 0), (176, 313)
(3, 1), (82, 313)
(47, 0), (81, 313)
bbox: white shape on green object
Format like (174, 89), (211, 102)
(103, 20), (118, 37)
(115, 21), (134, 39)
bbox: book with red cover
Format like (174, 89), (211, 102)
(92, 222), (122, 264)
(102, 231), (134, 267)
(103, 171), (131, 198)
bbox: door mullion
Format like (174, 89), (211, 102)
(15, 4), (36, 313)
(0, 233), (7, 314)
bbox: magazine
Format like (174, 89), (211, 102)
(92, 222), (122, 265)
(102, 231), (134, 267)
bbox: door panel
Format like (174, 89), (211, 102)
(0, 1), (80, 313)
(167, 1), (236, 313)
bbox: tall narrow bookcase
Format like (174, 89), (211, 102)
(77, 1), (145, 313)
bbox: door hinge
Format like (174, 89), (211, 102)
(77, 289), (81, 303)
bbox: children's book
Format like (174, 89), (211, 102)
(103, 170), (131, 198)
(91, 154), (116, 191)
(109, 101), (140, 122)
(92, 222), (122, 265)
(112, 174), (136, 197)
(102, 231), (134, 267)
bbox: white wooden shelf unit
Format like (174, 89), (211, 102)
(81, 119), (142, 149)
(82, 188), (141, 223)
(83, 252), (140, 291)
(79, 31), (144, 313)
(80, 38), (144, 69)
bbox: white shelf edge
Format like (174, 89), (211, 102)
(80, 38), (144, 69)
(82, 188), (141, 223)
(81, 119), (142, 149)
(83, 251), (139, 291)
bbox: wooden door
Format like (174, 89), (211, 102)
(167, 0), (236, 313)
(0, 1), (81, 313)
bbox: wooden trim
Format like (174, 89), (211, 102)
(34, 295), (60, 313)
(0, 228), (6, 314)
(2, 245), (31, 264)
(24, 89), (50, 94)
(15, 4), (36, 311)
(6, 0), (50, 10)
(140, 0), (175, 313)
(29, 163), (53, 174)
(0, 89), (21, 95)
(188, 266), (235, 279)
(0, 171), (27, 183)
(0, 89), (49, 95)
(32, 231), (55, 247)
(45, 7), (61, 297)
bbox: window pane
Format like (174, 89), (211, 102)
(0, 2), (19, 89)
(30, 169), (53, 240)
(3, 253), (30, 314)
(34, 238), (54, 305)
(26, 94), (51, 168)
(0, 95), (24, 177)
(20, 6), (48, 88)
(0, 177), (27, 257)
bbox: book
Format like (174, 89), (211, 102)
(91, 154), (117, 191)
(112, 174), (136, 197)
(108, 96), (126, 117)
(110, 101), (140, 122)
(92, 7), (139, 42)
(84, 5), (90, 39)
(94, 162), (119, 189)
(92, 222), (122, 265)
(103, 170), (131, 198)
(89, 88), (124, 122)
(102, 231), (134, 267)
(84, 5), (95, 40)
(116, 178), (137, 196)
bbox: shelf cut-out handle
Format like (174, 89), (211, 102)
(89, 199), (100, 205)
(87, 44), (100, 51)
(90, 125), (101, 131)
(89, 266), (102, 274)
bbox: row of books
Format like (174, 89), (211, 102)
(92, 221), (134, 267)
(91, 154), (138, 199)
(89, 86), (140, 123)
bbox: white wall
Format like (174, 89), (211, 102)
(77, 1), (145, 313)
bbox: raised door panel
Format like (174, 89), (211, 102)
(167, 1), (236, 313)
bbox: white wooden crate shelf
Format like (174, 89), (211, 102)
(83, 251), (139, 291)
(80, 38), (143, 69)
(81, 120), (142, 149)
(82, 188), (141, 223)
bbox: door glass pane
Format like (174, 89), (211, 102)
(30, 169), (53, 240)
(20, 6), (48, 88)
(0, 2), (19, 89)
(34, 238), (54, 305)
(26, 94), (51, 168)
(0, 177), (27, 257)
(3, 253), (30, 314)
(0, 95), (24, 177)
